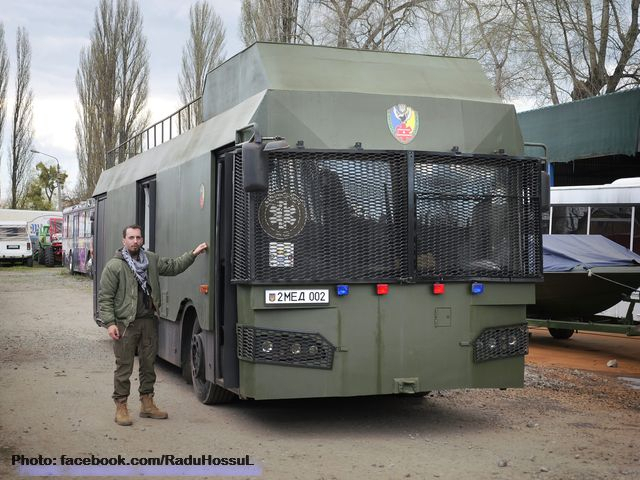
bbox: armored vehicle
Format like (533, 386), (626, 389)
(93, 43), (544, 403)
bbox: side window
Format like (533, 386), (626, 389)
(136, 177), (156, 251)
(551, 206), (588, 234)
(73, 214), (79, 238)
(633, 207), (639, 255)
(85, 211), (91, 238)
(590, 206), (633, 249)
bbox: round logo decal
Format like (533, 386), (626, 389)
(258, 192), (306, 240)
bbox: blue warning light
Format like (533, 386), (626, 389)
(471, 282), (484, 295)
(336, 285), (350, 296)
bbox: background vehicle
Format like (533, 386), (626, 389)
(0, 221), (33, 267)
(62, 200), (94, 276)
(0, 209), (62, 249)
(93, 43), (544, 404)
(528, 178), (640, 337)
(37, 217), (63, 267)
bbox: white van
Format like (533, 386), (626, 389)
(0, 221), (33, 266)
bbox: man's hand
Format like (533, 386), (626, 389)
(108, 325), (120, 340)
(193, 242), (208, 256)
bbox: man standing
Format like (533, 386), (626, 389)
(99, 225), (207, 426)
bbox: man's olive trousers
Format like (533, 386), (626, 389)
(112, 316), (158, 401)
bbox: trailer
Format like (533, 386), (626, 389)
(528, 178), (640, 337)
(93, 43), (545, 403)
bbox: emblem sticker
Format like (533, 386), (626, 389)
(259, 192), (306, 240)
(387, 104), (419, 144)
(269, 242), (294, 268)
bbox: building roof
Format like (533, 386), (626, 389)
(518, 89), (640, 163)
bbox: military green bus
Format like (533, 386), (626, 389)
(93, 43), (544, 404)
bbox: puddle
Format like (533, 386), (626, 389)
(618, 377), (640, 390)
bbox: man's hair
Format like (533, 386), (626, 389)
(122, 224), (143, 238)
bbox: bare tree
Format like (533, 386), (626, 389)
(75, 0), (149, 196)
(9, 27), (33, 209)
(115, 0), (149, 150)
(241, 0), (314, 45)
(315, 0), (421, 50)
(179, 1), (226, 126)
(508, 0), (640, 103)
(0, 23), (9, 203)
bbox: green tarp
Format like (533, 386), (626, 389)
(518, 89), (640, 163)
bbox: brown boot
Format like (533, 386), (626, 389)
(114, 399), (133, 426)
(139, 394), (168, 419)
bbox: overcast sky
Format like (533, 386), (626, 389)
(2, 0), (244, 203)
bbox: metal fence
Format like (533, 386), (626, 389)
(105, 97), (201, 168)
(232, 149), (542, 284)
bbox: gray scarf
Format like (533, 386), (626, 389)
(121, 247), (150, 296)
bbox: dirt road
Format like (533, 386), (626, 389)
(1, 267), (639, 480)
(528, 327), (640, 376)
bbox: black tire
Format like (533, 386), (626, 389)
(190, 318), (236, 404)
(44, 246), (55, 267)
(26, 256), (33, 267)
(548, 328), (574, 340)
(38, 248), (45, 265)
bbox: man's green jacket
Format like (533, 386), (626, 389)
(98, 249), (196, 328)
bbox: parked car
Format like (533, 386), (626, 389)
(0, 221), (33, 266)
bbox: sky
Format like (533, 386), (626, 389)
(1, 0), (244, 203)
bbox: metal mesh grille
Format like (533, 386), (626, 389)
(233, 150), (409, 282)
(232, 150), (542, 283)
(415, 153), (541, 280)
(473, 324), (529, 362)
(237, 325), (336, 369)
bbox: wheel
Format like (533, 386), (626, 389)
(38, 248), (45, 265)
(44, 246), (55, 267)
(26, 256), (33, 267)
(548, 328), (574, 340)
(190, 318), (236, 404)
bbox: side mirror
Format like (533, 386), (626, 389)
(540, 171), (550, 213)
(242, 141), (268, 192)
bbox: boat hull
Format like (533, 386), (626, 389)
(528, 267), (640, 319)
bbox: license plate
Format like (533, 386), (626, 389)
(265, 289), (329, 305)
(6, 245), (19, 249)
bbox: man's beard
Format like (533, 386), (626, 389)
(127, 245), (140, 255)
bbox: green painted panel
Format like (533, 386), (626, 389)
(238, 284), (533, 399)
(519, 89), (640, 163)
(257, 90), (521, 155)
(202, 43), (502, 122)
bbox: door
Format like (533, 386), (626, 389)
(214, 151), (239, 388)
(93, 195), (108, 323)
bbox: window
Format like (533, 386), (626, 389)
(551, 206), (588, 234)
(590, 206), (633, 249)
(136, 177), (156, 251)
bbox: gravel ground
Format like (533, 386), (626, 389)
(0, 267), (639, 480)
